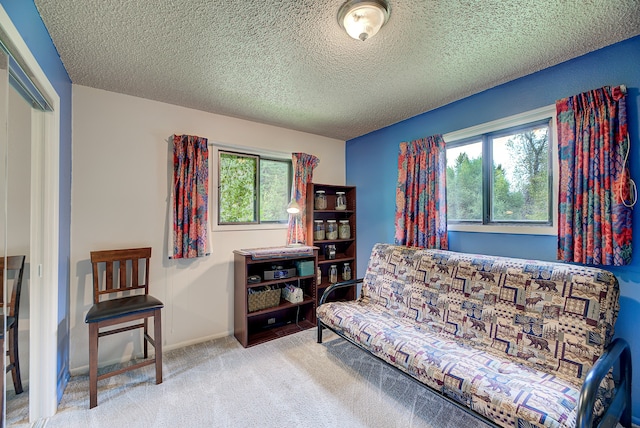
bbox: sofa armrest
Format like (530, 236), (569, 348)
(317, 278), (363, 343)
(318, 278), (364, 306)
(576, 338), (632, 428)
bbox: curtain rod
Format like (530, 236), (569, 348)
(208, 139), (291, 160)
(169, 135), (290, 159)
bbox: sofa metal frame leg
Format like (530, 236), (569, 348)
(317, 321), (323, 343)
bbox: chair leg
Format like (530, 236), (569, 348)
(89, 323), (99, 409)
(8, 325), (23, 394)
(143, 318), (149, 359)
(154, 309), (162, 385)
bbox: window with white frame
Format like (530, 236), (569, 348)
(444, 106), (558, 235)
(217, 150), (292, 225)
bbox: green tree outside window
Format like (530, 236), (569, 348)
(446, 121), (550, 225)
(219, 151), (291, 224)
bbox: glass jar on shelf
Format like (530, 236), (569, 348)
(326, 220), (338, 239)
(314, 220), (325, 241)
(338, 219), (350, 239)
(314, 190), (327, 210)
(329, 265), (338, 284)
(335, 191), (347, 210)
(341, 263), (351, 281)
(326, 244), (336, 260)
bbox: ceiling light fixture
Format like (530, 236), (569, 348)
(337, 0), (390, 42)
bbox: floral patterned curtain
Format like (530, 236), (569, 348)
(556, 85), (633, 266)
(395, 135), (448, 249)
(171, 134), (210, 259)
(287, 153), (319, 245)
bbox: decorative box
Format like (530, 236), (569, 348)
(295, 260), (315, 277)
(282, 284), (303, 303)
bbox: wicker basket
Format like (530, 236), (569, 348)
(248, 287), (281, 312)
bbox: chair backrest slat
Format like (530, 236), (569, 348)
(90, 247), (152, 304)
(105, 261), (114, 290)
(119, 258), (127, 289)
(132, 258), (139, 288)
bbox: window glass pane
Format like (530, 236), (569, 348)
(260, 159), (290, 222)
(446, 141), (483, 222)
(219, 152), (257, 223)
(491, 125), (549, 222)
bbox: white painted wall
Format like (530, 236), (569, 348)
(70, 84), (346, 372)
(6, 85), (31, 391)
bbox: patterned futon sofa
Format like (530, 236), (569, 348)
(317, 243), (632, 428)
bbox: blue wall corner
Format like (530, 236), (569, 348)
(0, 0), (72, 404)
(347, 35), (640, 420)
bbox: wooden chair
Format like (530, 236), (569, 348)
(1, 255), (26, 395)
(86, 247), (163, 408)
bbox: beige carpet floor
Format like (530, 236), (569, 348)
(7, 328), (496, 427)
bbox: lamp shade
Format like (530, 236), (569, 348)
(287, 200), (301, 214)
(338, 0), (390, 41)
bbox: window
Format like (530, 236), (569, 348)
(218, 150), (292, 225)
(444, 106), (557, 234)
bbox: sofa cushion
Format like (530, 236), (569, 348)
(359, 243), (416, 317)
(358, 244), (620, 386)
(518, 263), (619, 383)
(317, 299), (585, 428)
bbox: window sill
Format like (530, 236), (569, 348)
(212, 223), (288, 233)
(448, 223), (555, 236)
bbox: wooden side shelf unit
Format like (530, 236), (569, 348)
(233, 248), (318, 347)
(306, 183), (357, 304)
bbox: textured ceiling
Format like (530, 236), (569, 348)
(35, 0), (640, 141)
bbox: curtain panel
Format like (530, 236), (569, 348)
(287, 153), (319, 245)
(395, 135), (448, 249)
(556, 85), (633, 266)
(171, 134), (210, 259)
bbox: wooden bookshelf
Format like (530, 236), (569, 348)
(306, 183), (357, 304)
(233, 248), (318, 347)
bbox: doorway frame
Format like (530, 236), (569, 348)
(0, 5), (61, 423)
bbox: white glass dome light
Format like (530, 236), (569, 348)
(338, 0), (390, 42)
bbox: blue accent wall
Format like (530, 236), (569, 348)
(347, 35), (640, 423)
(0, 0), (72, 403)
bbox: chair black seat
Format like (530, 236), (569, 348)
(85, 295), (164, 324)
